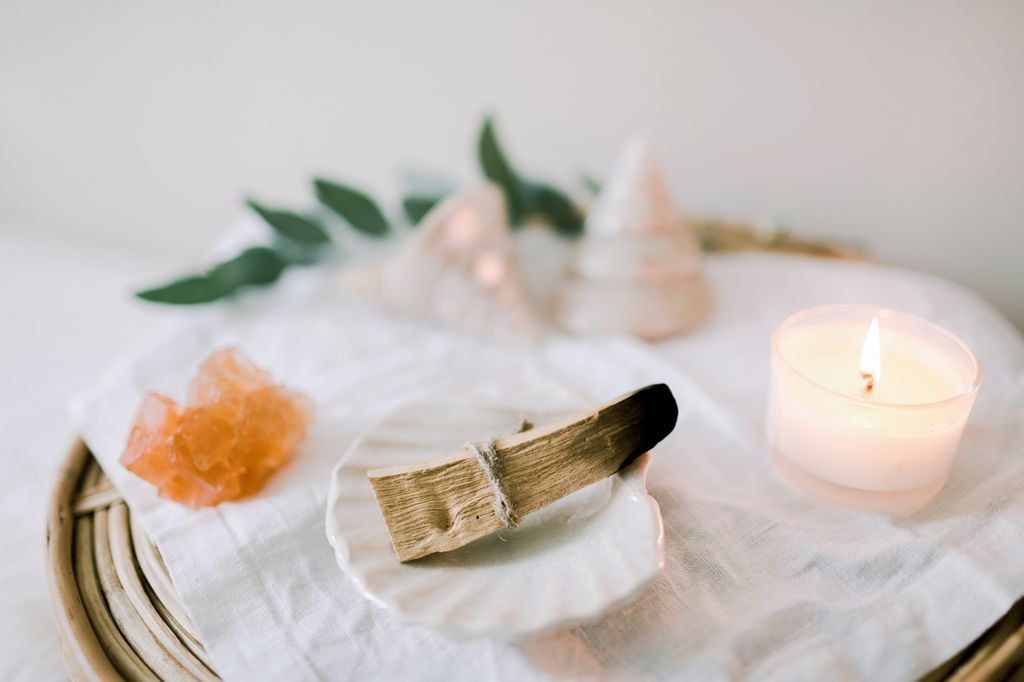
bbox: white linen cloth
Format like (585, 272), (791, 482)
(73, 252), (1024, 681)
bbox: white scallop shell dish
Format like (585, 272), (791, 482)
(325, 389), (665, 641)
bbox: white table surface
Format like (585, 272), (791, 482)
(0, 224), (176, 681)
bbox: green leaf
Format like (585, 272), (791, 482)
(136, 275), (233, 304)
(582, 175), (602, 195)
(209, 246), (287, 288)
(272, 236), (327, 266)
(521, 181), (584, 236)
(401, 194), (443, 224)
(477, 116), (584, 235)
(477, 117), (524, 223)
(314, 178), (391, 236)
(135, 246), (287, 305)
(246, 199), (330, 244)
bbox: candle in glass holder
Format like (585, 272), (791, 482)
(767, 304), (981, 513)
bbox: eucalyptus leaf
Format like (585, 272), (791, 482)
(314, 178), (390, 236)
(136, 275), (233, 304)
(246, 199), (330, 244)
(477, 117), (585, 234)
(209, 246), (287, 288)
(402, 194), (443, 224)
(478, 117), (524, 223)
(272, 236), (327, 266)
(135, 246), (288, 305)
(521, 181), (584, 236)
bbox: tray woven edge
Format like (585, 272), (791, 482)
(47, 438), (220, 682)
(48, 439), (123, 681)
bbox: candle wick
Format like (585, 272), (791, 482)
(861, 372), (874, 392)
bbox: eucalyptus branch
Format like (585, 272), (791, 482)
(135, 118), (588, 305)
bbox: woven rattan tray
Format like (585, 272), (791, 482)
(48, 443), (1024, 681)
(48, 440), (220, 681)
(44, 226), (1024, 680)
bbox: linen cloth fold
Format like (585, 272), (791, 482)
(73, 252), (1024, 681)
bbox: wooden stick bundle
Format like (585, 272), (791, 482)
(368, 384), (678, 562)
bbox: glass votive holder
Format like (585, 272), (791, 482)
(767, 304), (982, 513)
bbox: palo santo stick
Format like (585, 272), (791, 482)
(368, 383), (678, 562)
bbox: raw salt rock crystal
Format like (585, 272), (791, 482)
(121, 347), (312, 508)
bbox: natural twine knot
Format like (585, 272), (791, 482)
(466, 439), (520, 528)
(466, 419), (532, 529)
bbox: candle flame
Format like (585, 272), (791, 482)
(859, 317), (881, 390)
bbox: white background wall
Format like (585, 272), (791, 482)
(2, 1), (1022, 325)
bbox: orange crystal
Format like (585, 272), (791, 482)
(121, 347), (312, 508)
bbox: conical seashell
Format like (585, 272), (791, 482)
(587, 138), (686, 235)
(555, 274), (711, 341)
(343, 184), (536, 340)
(554, 137), (711, 340)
